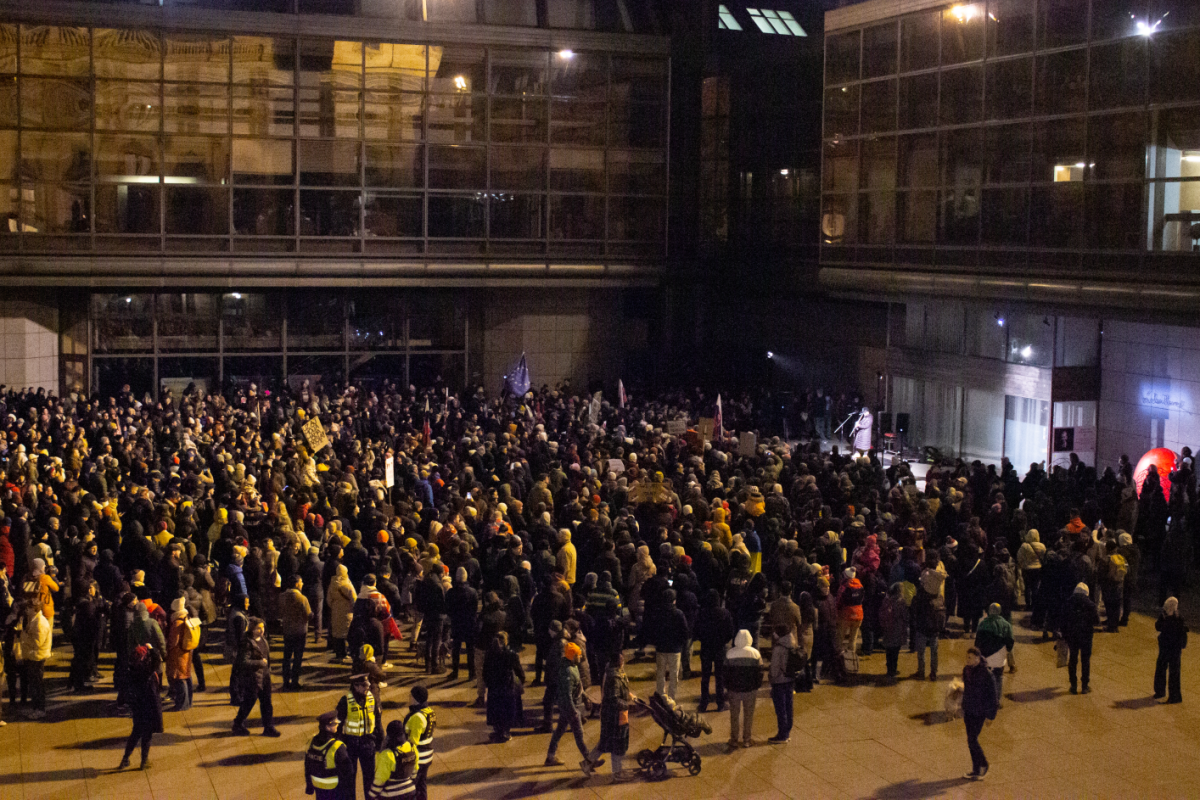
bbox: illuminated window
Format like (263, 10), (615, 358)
(1053, 162), (1088, 182)
(746, 8), (807, 36)
(718, 5), (743, 30)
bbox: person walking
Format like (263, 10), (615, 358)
(369, 720), (418, 800)
(723, 628), (763, 750)
(117, 645), (162, 770)
(404, 684), (438, 800)
(767, 624), (796, 743)
(1063, 583), (1100, 694)
(280, 575), (313, 690)
(1154, 597), (1188, 704)
(586, 650), (637, 782)
(305, 710), (354, 800)
(974, 603), (1014, 707)
(483, 631), (524, 742)
(961, 647), (999, 780)
(232, 617), (280, 736)
(337, 673), (384, 799)
(543, 642), (602, 775)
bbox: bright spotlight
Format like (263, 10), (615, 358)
(557, 49), (575, 59)
(767, 351), (775, 359)
(1021, 345), (1033, 359)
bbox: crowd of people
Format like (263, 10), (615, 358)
(0, 378), (1191, 794)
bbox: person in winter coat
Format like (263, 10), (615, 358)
(878, 583), (909, 680)
(328, 564), (357, 662)
(961, 647), (999, 780)
(19, 603), (52, 717)
(813, 577), (840, 682)
(1062, 583), (1100, 694)
(647, 588), (689, 700)
(446, 567), (479, 681)
(586, 650), (636, 781)
(232, 617), (279, 736)
(695, 589), (734, 711)
(118, 645), (163, 770)
(974, 603), (1014, 706)
(1154, 597), (1188, 703)
(279, 575), (313, 689)
(165, 596), (197, 710)
(723, 629), (763, 750)
(911, 577), (945, 681)
(299, 547), (325, 644)
(556, 529), (577, 587)
(543, 642), (602, 775)
(1016, 529), (1045, 611)
(767, 625), (796, 743)
(1116, 532), (1140, 626)
(483, 630), (524, 742)
(836, 567), (865, 657)
(69, 580), (105, 692)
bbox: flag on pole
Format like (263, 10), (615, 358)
(618, 379), (626, 409)
(422, 415), (432, 447)
(505, 353), (531, 396)
(715, 394), (724, 441)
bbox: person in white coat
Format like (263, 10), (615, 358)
(851, 407), (874, 456)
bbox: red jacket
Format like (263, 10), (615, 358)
(837, 578), (864, 622)
(0, 532), (13, 578)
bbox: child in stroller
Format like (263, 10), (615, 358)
(636, 692), (712, 779)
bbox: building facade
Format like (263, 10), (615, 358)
(820, 0), (1200, 472)
(0, 0), (669, 396)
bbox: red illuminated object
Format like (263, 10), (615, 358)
(1134, 448), (1176, 502)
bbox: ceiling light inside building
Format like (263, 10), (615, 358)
(746, 8), (806, 36)
(557, 49), (575, 59)
(950, 4), (979, 22)
(453, 75), (467, 91)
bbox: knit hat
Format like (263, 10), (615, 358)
(1074, 582), (1090, 596)
(1118, 532), (1132, 546)
(843, 567), (856, 581)
(562, 642), (582, 663)
(171, 596), (187, 613)
(987, 602), (1002, 616)
(455, 567), (467, 583)
(1165, 597), (1179, 615)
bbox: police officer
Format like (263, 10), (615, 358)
(336, 673), (383, 799)
(305, 710), (354, 800)
(403, 684), (435, 800)
(368, 720), (418, 800)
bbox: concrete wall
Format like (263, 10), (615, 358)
(0, 294), (59, 392)
(481, 289), (626, 393)
(1098, 319), (1200, 469)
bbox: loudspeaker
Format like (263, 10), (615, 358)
(879, 413), (893, 434)
(895, 413), (910, 435)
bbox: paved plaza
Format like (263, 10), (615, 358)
(2, 599), (1198, 800)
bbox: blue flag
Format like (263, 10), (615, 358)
(505, 353), (531, 396)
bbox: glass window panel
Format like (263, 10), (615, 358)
(363, 192), (422, 238)
(232, 36), (295, 86)
(901, 11), (939, 73)
(822, 140), (858, 192)
(95, 183), (160, 234)
(548, 0), (596, 28)
(299, 189), (360, 236)
(19, 183), (89, 234)
(157, 293), (219, 353)
(825, 31), (860, 85)
(1086, 182), (1143, 249)
(985, 57), (1031, 120)
(1153, 0), (1200, 32)
(821, 194), (857, 244)
(165, 186), (229, 234)
(981, 187), (1028, 244)
(364, 144), (422, 188)
(941, 3), (985, 65)
(608, 149), (665, 195)
(1090, 40), (1146, 110)
(859, 191), (895, 244)
(287, 292), (344, 351)
(430, 45), (485, 94)
(490, 97), (547, 143)
(0, 25), (15, 74)
(941, 127), (983, 187)
(1030, 183), (1083, 247)
(491, 48), (549, 95)
(549, 52), (606, 100)
(939, 186), (979, 245)
(364, 92), (425, 141)
(493, 145), (547, 190)
(427, 0), (480, 23)
(898, 73), (937, 130)
(94, 28), (161, 81)
(348, 293), (406, 351)
(299, 139), (360, 186)
(899, 134), (938, 188)
(823, 85), (859, 139)
(95, 81), (160, 132)
(987, 0), (1034, 56)
(20, 26), (89, 76)
(1039, 0), (1087, 48)
(898, 190), (936, 242)
(1149, 107), (1200, 183)
(163, 135), (229, 183)
(1089, 113), (1146, 181)
(484, 0), (539, 26)
(861, 137), (896, 191)
(427, 93), (486, 143)
(232, 138), (293, 185)
(861, 79), (897, 133)
(233, 188), (293, 235)
(863, 23), (898, 79)
(0, 130), (15, 182)
(607, 196), (663, 240)
(21, 132), (90, 183)
(163, 34), (231, 83)
(1092, 0), (1149, 41)
(489, 192), (543, 238)
(0, 75), (14, 128)
(939, 66), (982, 125)
(547, 147), (601, 191)
(553, 99), (608, 146)
(93, 295), (155, 353)
(96, 134), (159, 183)
(1149, 30), (1200, 105)
(428, 193), (485, 237)
(21, 77), (90, 130)
(550, 194), (604, 238)
(428, 144), (484, 189)
(1032, 118), (1086, 183)
(298, 88), (360, 138)
(1035, 49), (1087, 116)
(1006, 318), (1052, 366)
(1147, 180), (1200, 251)
(365, 42), (425, 92)
(299, 40), (360, 91)
(233, 84), (294, 137)
(985, 123), (1032, 184)
(611, 57), (667, 104)
(164, 82), (229, 135)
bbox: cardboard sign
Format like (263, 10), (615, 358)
(738, 431), (757, 457)
(608, 458), (625, 474)
(666, 419), (687, 435)
(697, 418), (715, 441)
(302, 418), (329, 453)
(384, 454), (395, 488)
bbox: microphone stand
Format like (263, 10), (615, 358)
(832, 412), (857, 439)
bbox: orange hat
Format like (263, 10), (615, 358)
(562, 642), (582, 663)
(378, 529), (389, 544)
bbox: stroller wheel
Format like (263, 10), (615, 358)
(687, 754), (702, 776)
(647, 760), (668, 781)
(636, 749), (654, 768)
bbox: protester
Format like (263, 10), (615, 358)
(118, 645), (162, 771)
(543, 642), (600, 774)
(961, 647), (998, 780)
(1154, 597), (1188, 704)
(1063, 583), (1100, 695)
(724, 628), (763, 750)
(483, 631), (524, 742)
(974, 603), (1014, 707)
(767, 624), (796, 743)
(232, 617), (279, 737)
(586, 650), (636, 781)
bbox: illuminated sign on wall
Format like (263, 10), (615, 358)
(1139, 381), (1188, 413)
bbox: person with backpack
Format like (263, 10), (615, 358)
(166, 596), (200, 711)
(1100, 540), (1127, 633)
(767, 624), (799, 743)
(911, 575), (945, 681)
(836, 567), (865, 658)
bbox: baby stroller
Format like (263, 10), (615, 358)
(636, 692), (711, 780)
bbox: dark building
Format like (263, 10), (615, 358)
(820, 0), (1200, 471)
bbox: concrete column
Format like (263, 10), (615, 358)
(0, 293), (59, 393)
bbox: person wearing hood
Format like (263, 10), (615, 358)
(328, 564), (358, 663)
(556, 529), (577, 587)
(299, 546), (325, 644)
(974, 603), (1014, 707)
(446, 566), (479, 681)
(878, 583), (909, 681)
(482, 630), (524, 742)
(166, 596), (199, 710)
(18, 602), (52, 717)
(1154, 597), (1188, 703)
(1062, 583), (1100, 694)
(646, 587), (689, 701)
(280, 574), (313, 690)
(69, 579), (106, 693)
(25, 558), (58, 624)
(1016, 529), (1045, 611)
(723, 628), (763, 750)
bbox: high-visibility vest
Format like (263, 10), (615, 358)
(373, 743), (417, 798)
(343, 691), (376, 737)
(305, 735), (345, 790)
(403, 706), (435, 766)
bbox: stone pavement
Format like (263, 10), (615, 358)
(2, 599), (1199, 800)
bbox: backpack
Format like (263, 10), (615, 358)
(1108, 554), (1128, 583)
(181, 617), (201, 651)
(784, 645), (806, 679)
(841, 585), (865, 607)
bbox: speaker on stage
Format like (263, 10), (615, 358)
(879, 413), (893, 434)
(895, 413), (909, 435)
